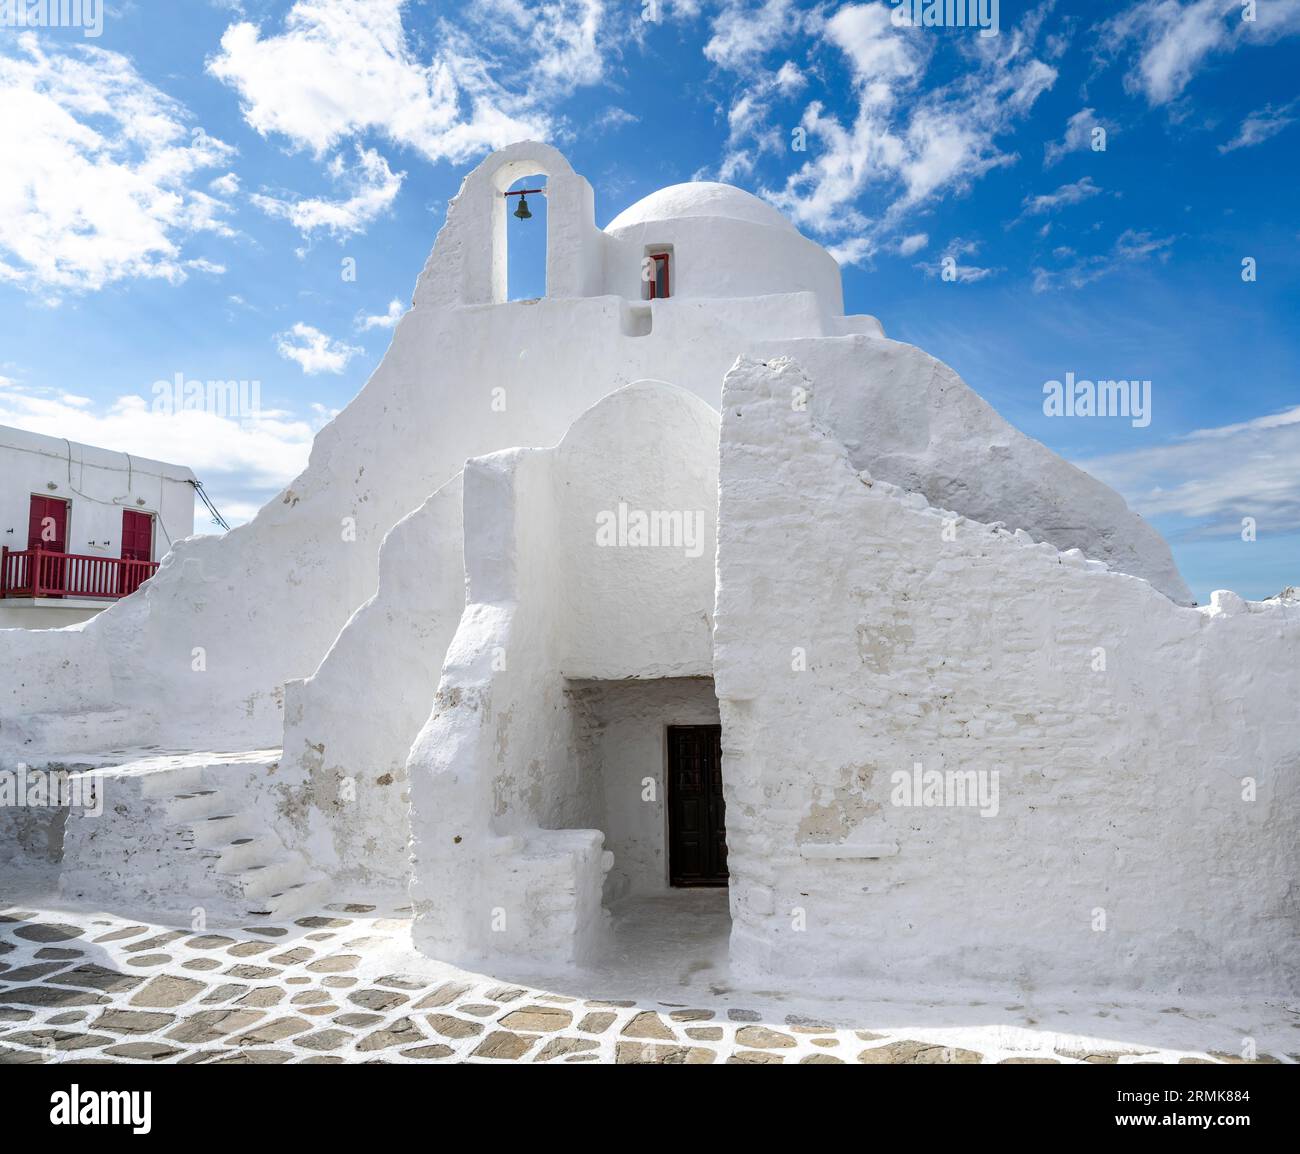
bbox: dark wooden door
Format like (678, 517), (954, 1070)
(667, 725), (728, 886)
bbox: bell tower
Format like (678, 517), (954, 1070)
(413, 142), (603, 310)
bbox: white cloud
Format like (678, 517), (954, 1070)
(0, 33), (237, 298)
(250, 146), (403, 239)
(0, 380), (313, 530)
(1099, 0), (1300, 107)
(209, 171), (241, 196)
(488, 0), (607, 90)
(208, 0), (608, 165)
(1044, 107), (1114, 167)
(1219, 101), (1297, 152)
(357, 298), (405, 331)
(704, 0), (808, 70)
(1019, 176), (1104, 218)
(773, 60), (806, 93)
(1032, 228), (1175, 291)
(916, 237), (1000, 283)
(822, 0), (921, 98)
(1080, 404), (1300, 537)
(276, 322), (364, 375)
(897, 232), (928, 256)
(711, 65), (800, 183)
(207, 0), (620, 242)
(592, 105), (639, 133)
(826, 235), (875, 266)
(185, 258), (227, 276)
(749, 2), (1057, 265)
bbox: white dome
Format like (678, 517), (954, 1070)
(605, 182), (796, 233)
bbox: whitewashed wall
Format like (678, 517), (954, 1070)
(0, 143), (1186, 767)
(748, 335), (1192, 603)
(408, 382), (719, 966)
(0, 292), (842, 760)
(278, 474), (465, 891)
(714, 356), (1300, 996)
(568, 678), (721, 902)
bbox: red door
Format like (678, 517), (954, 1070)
(28, 495), (68, 596)
(120, 509), (154, 595)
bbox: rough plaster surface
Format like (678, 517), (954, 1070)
(713, 356), (1300, 995)
(278, 475), (465, 891)
(408, 383), (720, 966)
(1, 146), (1236, 982)
(0, 142), (1185, 770)
(754, 335), (1191, 603)
(0, 750), (324, 922)
(567, 678), (721, 902)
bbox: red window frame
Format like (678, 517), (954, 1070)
(647, 252), (670, 300)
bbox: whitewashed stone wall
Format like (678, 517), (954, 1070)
(408, 382), (719, 966)
(715, 356), (1300, 996)
(750, 334), (1191, 603)
(0, 146), (1209, 918)
(278, 474), (465, 891)
(567, 677), (720, 902)
(0, 145), (1189, 770)
(0, 291), (842, 763)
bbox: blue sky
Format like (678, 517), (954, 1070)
(0, 0), (1296, 603)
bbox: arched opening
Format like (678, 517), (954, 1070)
(502, 173), (548, 302)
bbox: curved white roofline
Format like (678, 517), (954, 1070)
(605, 181), (797, 234)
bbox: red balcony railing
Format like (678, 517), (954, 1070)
(0, 546), (159, 601)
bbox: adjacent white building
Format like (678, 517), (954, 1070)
(0, 425), (196, 628)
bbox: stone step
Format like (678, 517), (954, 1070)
(139, 762), (206, 799)
(47, 746), (335, 922)
(165, 788), (227, 824)
(214, 834), (280, 873)
(239, 856), (311, 900)
(188, 811), (261, 849)
(7, 710), (155, 761)
(248, 875), (331, 920)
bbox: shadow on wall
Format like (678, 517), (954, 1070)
(565, 677), (723, 905)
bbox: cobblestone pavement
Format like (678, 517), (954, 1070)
(0, 900), (1293, 1065)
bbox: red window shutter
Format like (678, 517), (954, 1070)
(648, 252), (670, 300)
(28, 496), (67, 552)
(121, 510), (154, 562)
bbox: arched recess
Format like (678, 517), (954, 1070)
(501, 170), (548, 302)
(414, 141), (601, 309)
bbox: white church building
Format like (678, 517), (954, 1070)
(1, 143), (1295, 999)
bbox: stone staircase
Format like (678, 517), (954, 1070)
(165, 757), (330, 919)
(55, 749), (330, 922)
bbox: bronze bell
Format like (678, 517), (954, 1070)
(513, 193), (532, 221)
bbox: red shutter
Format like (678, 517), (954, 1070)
(28, 495), (68, 552)
(648, 252), (670, 299)
(121, 510), (154, 562)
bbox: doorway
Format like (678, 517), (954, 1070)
(667, 724), (728, 886)
(120, 509), (154, 596)
(28, 493), (69, 597)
